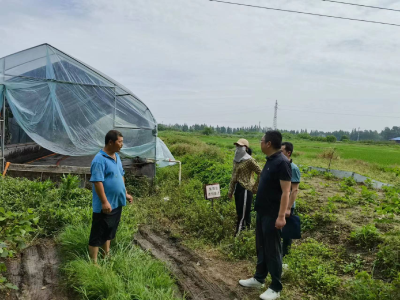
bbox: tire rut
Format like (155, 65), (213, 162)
(1, 241), (70, 300)
(134, 227), (243, 300)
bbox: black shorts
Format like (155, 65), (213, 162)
(89, 206), (122, 247)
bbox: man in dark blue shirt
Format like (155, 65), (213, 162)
(239, 131), (291, 300)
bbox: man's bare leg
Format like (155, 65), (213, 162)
(102, 240), (111, 257)
(88, 246), (99, 264)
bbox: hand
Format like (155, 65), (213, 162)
(126, 193), (133, 203)
(102, 201), (112, 214)
(285, 208), (291, 218)
(275, 216), (286, 229)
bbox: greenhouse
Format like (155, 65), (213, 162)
(0, 44), (174, 171)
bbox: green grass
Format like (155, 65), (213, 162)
(0, 176), (183, 300)
(59, 214), (182, 300)
(159, 132), (400, 184)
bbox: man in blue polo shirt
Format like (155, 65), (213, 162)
(281, 142), (301, 258)
(88, 130), (133, 264)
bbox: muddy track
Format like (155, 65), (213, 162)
(134, 227), (250, 300)
(1, 241), (70, 300)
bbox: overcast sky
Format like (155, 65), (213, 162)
(1, 0), (400, 132)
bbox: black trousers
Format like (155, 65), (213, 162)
(283, 207), (295, 257)
(254, 213), (283, 292)
(234, 183), (253, 236)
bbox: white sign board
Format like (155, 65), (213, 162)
(205, 184), (221, 199)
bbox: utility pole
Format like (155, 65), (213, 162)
(357, 127), (360, 142)
(273, 100), (278, 130)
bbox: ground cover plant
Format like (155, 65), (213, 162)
(145, 131), (400, 299)
(0, 175), (183, 299)
(2, 130), (400, 299)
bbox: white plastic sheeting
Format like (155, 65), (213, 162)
(0, 44), (175, 165)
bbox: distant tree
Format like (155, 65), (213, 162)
(341, 135), (350, 141)
(182, 124), (189, 132)
(326, 135), (337, 143)
(202, 126), (213, 135)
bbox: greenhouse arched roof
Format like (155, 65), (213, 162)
(0, 44), (173, 163)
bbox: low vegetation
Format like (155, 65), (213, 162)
(1, 130), (400, 299)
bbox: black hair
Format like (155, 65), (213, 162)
(282, 142), (293, 156)
(264, 130), (282, 150)
(246, 147), (253, 156)
(105, 130), (123, 145)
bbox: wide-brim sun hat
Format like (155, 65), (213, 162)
(234, 138), (249, 148)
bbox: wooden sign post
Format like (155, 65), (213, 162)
(204, 183), (221, 210)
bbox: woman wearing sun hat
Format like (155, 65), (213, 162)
(228, 138), (262, 236)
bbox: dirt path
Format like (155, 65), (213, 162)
(134, 227), (259, 300)
(1, 241), (70, 300)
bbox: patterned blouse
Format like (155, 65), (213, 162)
(228, 158), (262, 196)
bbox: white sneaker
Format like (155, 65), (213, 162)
(238, 277), (264, 288)
(260, 288), (280, 300)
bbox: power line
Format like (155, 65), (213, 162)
(208, 0), (400, 27)
(321, 0), (400, 13)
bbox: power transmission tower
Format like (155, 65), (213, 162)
(273, 100), (278, 130)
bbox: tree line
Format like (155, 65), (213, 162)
(158, 123), (400, 141)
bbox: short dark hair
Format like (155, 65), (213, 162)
(282, 142), (293, 156)
(264, 130), (282, 150)
(246, 147), (253, 156)
(105, 130), (123, 145)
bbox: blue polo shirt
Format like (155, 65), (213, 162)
(291, 161), (301, 209)
(90, 150), (126, 213)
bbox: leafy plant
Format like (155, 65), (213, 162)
(344, 271), (399, 300)
(0, 207), (38, 291)
(284, 239), (341, 296)
(299, 182), (312, 190)
(376, 237), (400, 279)
(349, 224), (382, 248)
(342, 254), (365, 274)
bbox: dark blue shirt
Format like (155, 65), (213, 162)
(90, 150), (126, 213)
(255, 151), (292, 218)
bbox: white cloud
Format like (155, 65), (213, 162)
(0, 0), (400, 131)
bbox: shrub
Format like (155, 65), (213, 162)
(349, 225), (382, 248)
(341, 177), (357, 187)
(344, 271), (399, 300)
(326, 135), (337, 143)
(360, 186), (378, 203)
(341, 135), (350, 142)
(222, 230), (256, 260)
(376, 238), (400, 279)
(202, 126), (213, 135)
(323, 171), (335, 180)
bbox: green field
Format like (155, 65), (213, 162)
(2, 131), (400, 300)
(170, 133), (400, 184)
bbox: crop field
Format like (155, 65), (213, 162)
(1, 131), (400, 300)
(194, 133), (400, 185)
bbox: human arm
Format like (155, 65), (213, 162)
(250, 159), (262, 194)
(275, 160), (292, 229)
(276, 180), (291, 229)
(93, 182), (112, 213)
(228, 163), (238, 199)
(286, 183), (299, 217)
